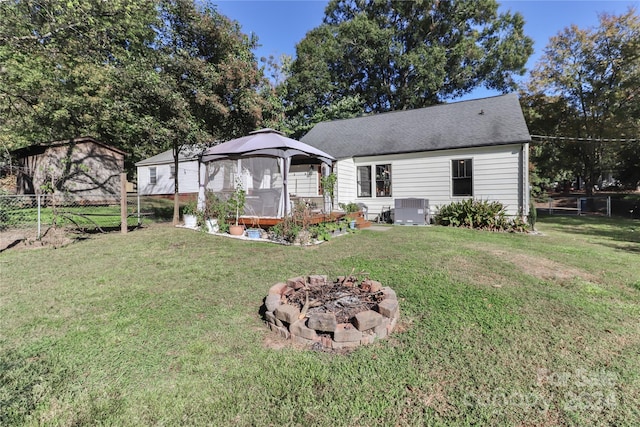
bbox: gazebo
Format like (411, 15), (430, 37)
(200, 129), (336, 223)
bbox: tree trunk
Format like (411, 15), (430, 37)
(172, 147), (180, 225)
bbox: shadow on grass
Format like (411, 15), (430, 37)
(538, 214), (640, 250)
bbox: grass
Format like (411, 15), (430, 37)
(1, 216), (639, 426)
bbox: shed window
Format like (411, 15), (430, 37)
(452, 159), (472, 196)
(357, 166), (372, 197)
(149, 167), (157, 185)
(170, 164), (176, 179)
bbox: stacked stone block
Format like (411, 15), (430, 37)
(262, 275), (400, 350)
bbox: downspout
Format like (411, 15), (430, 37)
(522, 141), (530, 219)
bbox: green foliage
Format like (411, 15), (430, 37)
(320, 173), (337, 206)
(227, 179), (246, 226)
(435, 199), (528, 232)
(181, 200), (197, 216)
(284, 0), (533, 128)
(205, 191), (230, 221)
(523, 9), (640, 193)
(0, 0), (276, 176)
(339, 202), (360, 214)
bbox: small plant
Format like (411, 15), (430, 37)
(339, 202), (360, 214)
(182, 200), (198, 216)
(269, 217), (301, 243)
(205, 192), (229, 220)
(227, 178), (246, 226)
(320, 173), (337, 210)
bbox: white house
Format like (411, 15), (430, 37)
(135, 146), (203, 196)
(301, 93), (531, 221)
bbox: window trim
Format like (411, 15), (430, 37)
(149, 167), (157, 185)
(375, 164), (392, 197)
(357, 165), (372, 198)
(451, 158), (473, 197)
(357, 163), (392, 198)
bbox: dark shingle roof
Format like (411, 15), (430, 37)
(300, 93), (530, 159)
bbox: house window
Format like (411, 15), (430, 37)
(170, 164), (176, 179)
(375, 164), (392, 197)
(149, 167), (157, 185)
(357, 166), (372, 197)
(452, 159), (472, 196)
(357, 164), (392, 197)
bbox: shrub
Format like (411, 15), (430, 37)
(435, 199), (528, 232)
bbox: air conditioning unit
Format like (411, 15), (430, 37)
(394, 198), (429, 225)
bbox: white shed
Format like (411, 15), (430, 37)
(135, 146), (202, 196)
(301, 93), (531, 220)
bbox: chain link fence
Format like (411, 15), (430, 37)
(0, 193), (176, 243)
(537, 195), (640, 218)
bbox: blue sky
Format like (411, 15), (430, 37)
(214, 0), (638, 100)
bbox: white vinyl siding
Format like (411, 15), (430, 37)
(289, 164), (320, 197)
(338, 144), (524, 218)
(335, 158), (356, 205)
(137, 160), (200, 195)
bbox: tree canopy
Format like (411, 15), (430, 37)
(283, 0), (533, 135)
(0, 0), (275, 171)
(522, 8), (640, 193)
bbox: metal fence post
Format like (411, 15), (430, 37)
(607, 196), (611, 217)
(120, 173), (128, 234)
(37, 194), (41, 240)
(137, 192), (141, 226)
(577, 197), (581, 215)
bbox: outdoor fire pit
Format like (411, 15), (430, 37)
(262, 275), (400, 350)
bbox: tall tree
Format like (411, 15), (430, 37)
(151, 0), (268, 223)
(0, 0), (276, 222)
(284, 0), (533, 134)
(0, 0), (157, 151)
(523, 8), (640, 194)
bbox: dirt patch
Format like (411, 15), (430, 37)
(444, 255), (513, 287)
(487, 249), (596, 282)
(0, 227), (80, 252)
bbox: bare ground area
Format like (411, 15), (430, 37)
(488, 248), (597, 282)
(0, 227), (80, 252)
(442, 244), (597, 287)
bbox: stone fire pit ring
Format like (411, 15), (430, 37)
(263, 275), (399, 350)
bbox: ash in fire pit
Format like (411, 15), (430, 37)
(262, 275), (399, 350)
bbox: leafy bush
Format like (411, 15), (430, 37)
(435, 199), (528, 232)
(339, 202), (360, 213)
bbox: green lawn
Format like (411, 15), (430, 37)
(1, 216), (639, 426)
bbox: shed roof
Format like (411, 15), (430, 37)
(135, 145), (203, 167)
(11, 136), (126, 158)
(300, 93), (530, 159)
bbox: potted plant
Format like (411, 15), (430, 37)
(339, 202), (361, 229)
(205, 192), (227, 233)
(246, 216), (262, 239)
(227, 179), (246, 236)
(182, 200), (198, 229)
